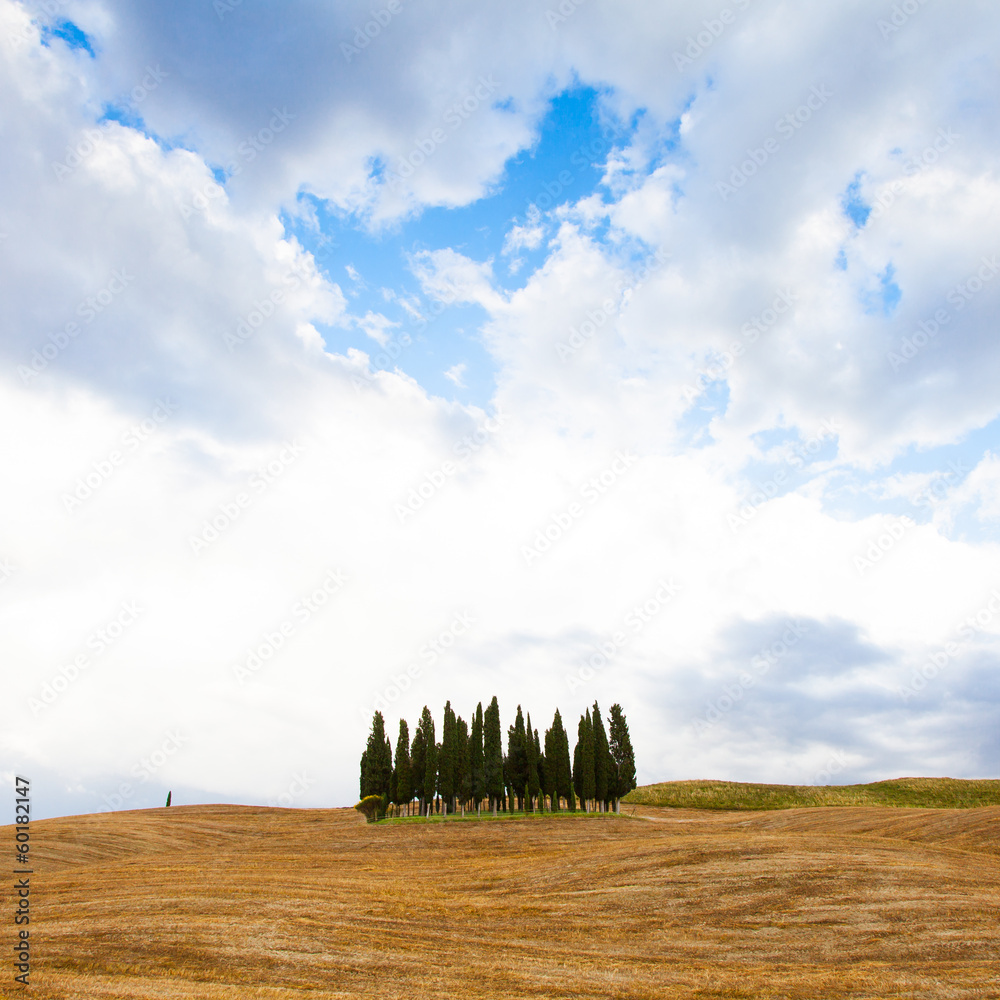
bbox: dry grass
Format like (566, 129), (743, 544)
(4, 802), (1000, 998)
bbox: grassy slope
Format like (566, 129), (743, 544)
(624, 776), (1000, 810)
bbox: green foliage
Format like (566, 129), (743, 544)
(507, 705), (528, 810)
(608, 704), (636, 805)
(592, 701), (610, 809)
(525, 713), (540, 811)
(625, 777), (1000, 811)
(470, 703), (485, 806)
(393, 719), (412, 810)
(575, 710), (596, 810)
(165, 791), (171, 808)
(456, 715), (471, 807)
(439, 701), (456, 811)
(483, 696), (504, 811)
(420, 706), (437, 810)
(410, 719), (427, 804)
(360, 712), (392, 799)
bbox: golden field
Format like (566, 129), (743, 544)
(5, 794), (1000, 998)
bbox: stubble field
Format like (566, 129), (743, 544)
(6, 800), (1000, 999)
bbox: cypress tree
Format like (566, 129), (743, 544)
(483, 696), (503, 814)
(534, 724), (546, 810)
(592, 701), (610, 812)
(470, 702), (485, 813)
(543, 719), (559, 810)
(608, 703), (637, 812)
(455, 715), (470, 812)
(416, 705), (437, 815)
(411, 716), (427, 807)
(439, 701), (456, 814)
(394, 718), (412, 816)
(526, 714), (540, 812)
(575, 710), (596, 811)
(361, 711), (391, 798)
(507, 705), (528, 811)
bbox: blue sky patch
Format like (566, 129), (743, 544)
(41, 20), (95, 57)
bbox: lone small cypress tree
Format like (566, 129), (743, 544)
(165, 791), (171, 808)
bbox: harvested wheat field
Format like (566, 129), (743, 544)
(7, 801), (1000, 999)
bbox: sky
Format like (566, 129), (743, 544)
(2, 0), (999, 821)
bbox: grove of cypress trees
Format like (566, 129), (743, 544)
(608, 703), (637, 812)
(592, 701), (610, 812)
(484, 696), (503, 815)
(470, 702), (484, 814)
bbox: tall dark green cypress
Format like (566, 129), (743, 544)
(526, 713), (540, 812)
(575, 710), (596, 811)
(417, 705), (437, 815)
(411, 716), (427, 806)
(507, 705), (528, 811)
(483, 696), (503, 814)
(470, 702), (485, 811)
(394, 719), (412, 815)
(543, 719), (559, 810)
(439, 701), (456, 813)
(592, 701), (610, 812)
(455, 715), (470, 811)
(360, 711), (392, 798)
(608, 703), (637, 811)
